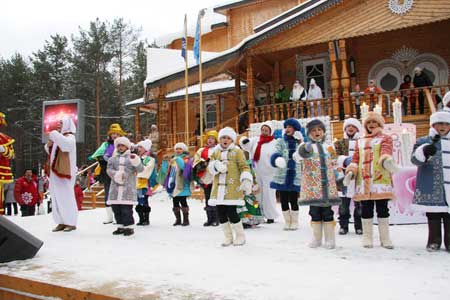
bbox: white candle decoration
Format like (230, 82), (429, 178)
(393, 98), (402, 126)
(361, 102), (369, 122)
(374, 104), (382, 116)
(400, 129), (412, 166)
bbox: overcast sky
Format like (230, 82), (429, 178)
(0, 0), (224, 59)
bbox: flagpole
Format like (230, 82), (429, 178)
(184, 14), (189, 145)
(199, 11), (204, 147)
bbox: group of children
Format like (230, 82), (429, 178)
(94, 105), (450, 252)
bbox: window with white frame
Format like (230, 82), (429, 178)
(204, 99), (217, 129)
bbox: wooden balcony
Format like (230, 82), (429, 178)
(161, 85), (449, 154)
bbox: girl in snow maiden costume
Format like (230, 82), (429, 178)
(345, 112), (397, 249)
(207, 127), (252, 246)
(193, 130), (219, 226)
(295, 119), (341, 249)
(270, 118), (303, 230)
(334, 118), (363, 235)
(135, 139), (155, 226)
(106, 137), (143, 236)
(89, 123), (126, 224)
(411, 111), (450, 252)
(166, 142), (192, 226)
(240, 121), (278, 224)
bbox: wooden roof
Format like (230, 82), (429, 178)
(146, 0), (450, 97)
(252, 0), (450, 54)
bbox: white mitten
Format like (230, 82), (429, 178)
(293, 131), (303, 141)
(343, 172), (354, 187)
(114, 171), (125, 185)
(0, 145), (4, 153)
(383, 158), (399, 173)
(292, 151), (301, 163)
(304, 142), (313, 153)
(275, 157), (287, 168)
(129, 154), (141, 167)
(239, 179), (253, 195)
(214, 160), (228, 173)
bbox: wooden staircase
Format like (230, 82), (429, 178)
(82, 183), (106, 210)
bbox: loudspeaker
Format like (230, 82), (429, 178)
(0, 216), (44, 263)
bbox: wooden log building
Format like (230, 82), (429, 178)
(128, 0), (450, 154)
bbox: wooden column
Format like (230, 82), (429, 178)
(216, 95), (221, 126)
(247, 55), (255, 124)
(235, 65), (241, 105)
(157, 86), (168, 149)
(328, 41), (340, 119)
(273, 61), (280, 105)
(339, 39), (351, 117)
(134, 106), (141, 141)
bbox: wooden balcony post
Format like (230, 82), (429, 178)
(235, 64), (241, 103)
(247, 55), (255, 124)
(216, 95), (221, 126)
(157, 85), (168, 149)
(273, 61), (280, 105)
(135, 106), (141, 141)
(328, 42), (340, 119)
(339, 39), (351, 117)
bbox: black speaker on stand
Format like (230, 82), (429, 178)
(0, 216), (44, 263)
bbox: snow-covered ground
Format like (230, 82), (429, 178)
(1, 193), (449, 300)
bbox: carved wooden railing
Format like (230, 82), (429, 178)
(350, 85), (449, 118)
(253, 98), (333, 123)
(166, 131), (197, 149)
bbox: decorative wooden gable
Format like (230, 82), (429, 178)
(252, 0), (450, 55)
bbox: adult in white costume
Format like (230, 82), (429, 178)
(308, 79), (323, 117)
(45, 116), (78, 232)
(240, 121), (278, 223)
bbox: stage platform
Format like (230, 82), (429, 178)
(1, 193), (449, 300)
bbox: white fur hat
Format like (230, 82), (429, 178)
(218, 127), (237, 142)
(260, 120), (274, 135)
(174, 142), (188, 152)
(430, 111), (450, 126)
(443, 91), (450, 107)
(343, 118), (363, 139)
(137, 139), (152, 152)
(114, 136), (131, 149)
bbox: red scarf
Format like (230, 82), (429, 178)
(201, 146), (210, 160)
(254, 135), (274, 162)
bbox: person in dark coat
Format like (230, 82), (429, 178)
(413, 67), (433, 115)
(411, 111), (450, 252)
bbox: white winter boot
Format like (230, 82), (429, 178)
(221, 222), (233, 247)
(309, 222), (323, 248)
(378, 218), (394, 249)
(232, 221), (246, 246)
(282, 210), (291, 231)
(323, 221), (336, 249)
(290, 210), (299, 231)
(362, 218), (374, 248)
(103, 206), (114, 224)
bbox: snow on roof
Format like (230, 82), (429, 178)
(144, 48), (220, 86)
(125, 97), (144, 107)
(154, 7), (226, 47)
(146, 0), (335, 89)
(214, 0), (254, 13)
(166, 79), (246, 99)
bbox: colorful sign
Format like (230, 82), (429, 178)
(42, 99), (85, 143)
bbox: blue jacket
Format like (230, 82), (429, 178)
(411, 134), (450, 213)
(270, 135), (302, 192)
